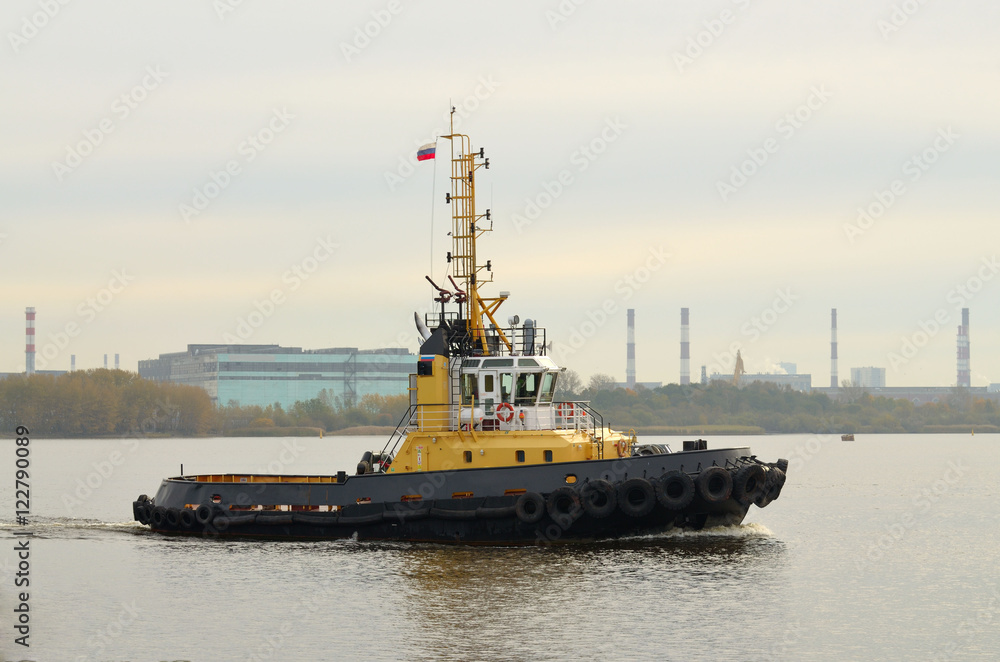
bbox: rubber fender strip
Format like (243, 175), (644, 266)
(291, 513), (340, 526)
(383, 508), (431, 522)
(429, 507), (478, 521)
(225, 514), (258, 527)
(475, 505), (516, 519)
(256, 514), (295, 526)
(337, 513), (385, 526)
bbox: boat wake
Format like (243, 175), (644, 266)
(629, 521), (773, 542)
(0, 517), (147, 537)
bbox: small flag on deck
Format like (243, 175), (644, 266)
(417, 143), (436, 161)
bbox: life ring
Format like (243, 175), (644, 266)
(696, 466), (733, 503)
(656, 470), (695, 510)
(545, 487), (582, 522)
(580, 479), (617, 519)
(514, 492), (545, 524)
(617, 478), (655, 518)
(616, 438), (630, 457)
(556, 402), (575, 420)
(496, 402), (515, 422)
(732, 464), (766, 505)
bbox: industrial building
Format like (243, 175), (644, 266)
(709, 372), (813, 392)
(850, 367), (886, 388)
(138, 344), (415, 409)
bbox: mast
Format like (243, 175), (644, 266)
(442, 107), (511, 355)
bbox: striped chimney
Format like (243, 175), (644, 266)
(626, 309), (636, 389)
(25, 307), (35, 375)
(680, 307), (690, 385)
(957, 308), (970, 388)
(830, 308), (838, 388)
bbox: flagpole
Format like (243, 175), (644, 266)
(429, 137), (437, 281)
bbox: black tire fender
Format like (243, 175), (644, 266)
(515, 492), (545, 524)
(179, 508), (196, 529)
(579, 479), (617, 519)
(195, 504), (214, 525)
(733, 464), (767, 505)
(545, 487), (582, 521)
(696, 466), (733, 504)
(617, 477), (656, 518)
(151, 506), (168, 528)
(656, 470), (695, 510)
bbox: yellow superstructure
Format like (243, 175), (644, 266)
(374, 109), (635, 476)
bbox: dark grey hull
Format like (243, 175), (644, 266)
(132, 447), (787, 545)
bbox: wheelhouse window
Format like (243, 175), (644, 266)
(500, 373), (514, 403)
(461, 373), (478, 405)
(515, 372), (541, 406)
(539, 372), (558, 404)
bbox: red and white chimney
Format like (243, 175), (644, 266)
(25, 307), (35, 375)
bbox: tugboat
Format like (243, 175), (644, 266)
(131, 113), (788, 544)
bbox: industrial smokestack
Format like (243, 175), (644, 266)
(626, 308), (636, 389)
(680, 307), (690, 385)
(115, 353), (120, 370)
(104, 354), (108, 369)
(830, 308), (838, 388)
(71, 355), (76, 372)
(25, 307), (35, 376)
(957, 308), (970, 388)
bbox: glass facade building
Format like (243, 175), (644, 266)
(138, 344), (414, 408)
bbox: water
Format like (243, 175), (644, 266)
(1, 433), (998, 661)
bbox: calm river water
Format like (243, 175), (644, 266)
(1, 433), (998, 661)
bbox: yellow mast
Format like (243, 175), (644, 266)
(442, 107), (511, 355)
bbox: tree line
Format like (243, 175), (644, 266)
(557, 371), (1000, 434)
(0, 370), (407, 437)
(1, 369), (996, 437)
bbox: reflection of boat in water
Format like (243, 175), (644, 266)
(841, 434), (855, 441)
(131, 112), (789, 544)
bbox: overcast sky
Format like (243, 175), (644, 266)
(2, 0), (998, 388)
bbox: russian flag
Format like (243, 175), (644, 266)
(417, 143), (436, 161)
